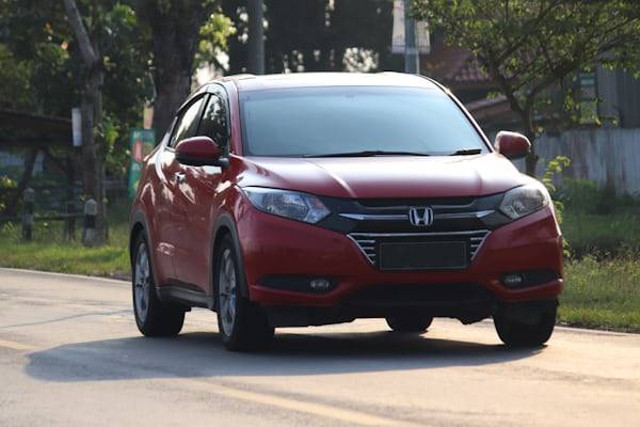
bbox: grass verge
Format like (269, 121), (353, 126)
(559, 255), (640, 332)
(0, 219), (130, 278)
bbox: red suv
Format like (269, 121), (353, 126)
(130, 73), (563, 351)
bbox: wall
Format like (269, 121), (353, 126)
(512, 128), (640, 196)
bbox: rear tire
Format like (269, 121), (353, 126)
(494, 300), (557, 348)
(386, 314), (433, 334)
(132, 233), (185, 337)
(215, 235), (274, 352)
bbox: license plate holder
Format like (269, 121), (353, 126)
(379, 241), (467, 271)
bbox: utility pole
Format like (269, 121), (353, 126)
(247, 0), (265, 74)
(403, 0), (419, 74)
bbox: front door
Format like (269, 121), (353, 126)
(173, 92), (231, 292)
(159, 95), (207, 285)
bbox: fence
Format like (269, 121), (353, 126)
(513, 128), (640, 196)
(1, 187), (99, 245)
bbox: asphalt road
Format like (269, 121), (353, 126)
(1, 268), (639, 427)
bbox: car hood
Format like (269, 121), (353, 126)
(236, 154), (527, 199)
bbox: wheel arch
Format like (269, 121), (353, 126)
(211, 214), (250, 302)
(129, 209), (157, 284)
(130, 222), (145, 264)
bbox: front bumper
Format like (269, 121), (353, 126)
(237, 202), (563, 311)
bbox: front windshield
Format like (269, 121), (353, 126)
(239, 86), (487, 157)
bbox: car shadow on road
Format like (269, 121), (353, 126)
(24, 328), (543, 383)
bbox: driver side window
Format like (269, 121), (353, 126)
(198, 94), (230, 155)
(169, 97), (206, 148)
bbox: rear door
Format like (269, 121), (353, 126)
(175, 88), (231, 291)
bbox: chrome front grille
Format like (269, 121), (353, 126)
(348, 230), (491, 267)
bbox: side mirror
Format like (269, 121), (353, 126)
(494, 131), (531, 160)
(175, 136), (228, 167)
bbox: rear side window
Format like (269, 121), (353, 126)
(198, 94), (230, 155)
(169, 97), (206, 148)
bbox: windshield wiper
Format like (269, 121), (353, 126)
(303, 150), (431, 158)
(449, 148), (483, 156)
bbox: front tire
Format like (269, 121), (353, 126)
(216, 235), (274, 351)
(132, 233), (185, 337)
(386, 314), (433, 334)
(494, 300), (557, 348)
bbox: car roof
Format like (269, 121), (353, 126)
(217, 72), (441, 92)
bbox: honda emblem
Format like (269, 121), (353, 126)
(408, 207), (434, 227)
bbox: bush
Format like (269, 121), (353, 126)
(0, 175), (17, 213)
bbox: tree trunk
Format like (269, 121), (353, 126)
(247, 0), (265, 74)
(137, 0), (215, 142)
(63, 0), (107, 245)
(152, 71), (192, 142)
(520, 105), (539, 177)
(79, 65), (107, 244)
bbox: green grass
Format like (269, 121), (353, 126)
(0, 208), (639, 333)
(560, 255), (640, 332)
(562, 210), (640, 256)
(0, 218), (130, 278)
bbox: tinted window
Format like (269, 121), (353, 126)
(199, 94), (229, 155)
(169, 97), (205, 147)
(240, 87), (486, 157)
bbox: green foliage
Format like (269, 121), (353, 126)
(0, 44), (32, 110)
(99, 113), (128, 176)
(87, 2), (154, 176)
(0, 175), (17, 212)
(412, 0), (640, 162)
(0, 0), (79, 116)
(98, 2), (155, 133)
(541, 154), (570, 218)
(2, 0), (234, 180)
(196, 12), (236, 69)
(540, 155), (571, 255)
(541, 156), (570, 194)
(1, 0), (156, 177)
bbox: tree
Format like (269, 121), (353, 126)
(412, 0), (640, 175)
(63, 0), (107, 246)
(0, 44), (32, 110)
(223, 0), (401, 75)
(136, 0), (218, 140)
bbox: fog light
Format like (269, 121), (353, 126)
(502, 273), (524, 287)
(309, 279), (332, 292)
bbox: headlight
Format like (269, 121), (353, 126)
(499, 183), (550, 220)
(242, 187), (331, 224)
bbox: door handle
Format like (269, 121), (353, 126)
(175, 172), (186, 184)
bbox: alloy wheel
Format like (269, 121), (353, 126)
(134, 242), (151, 321)
(218, 248), (237, 337)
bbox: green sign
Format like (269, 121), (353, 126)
(128, 129), (155, 199)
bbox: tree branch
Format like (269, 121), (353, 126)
(480, 51), (524, 116)
(62, 0), (99, 67)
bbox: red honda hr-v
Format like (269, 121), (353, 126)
(130, 72), (563, 351)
